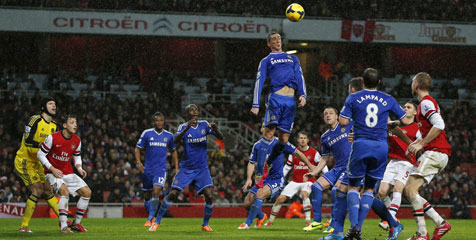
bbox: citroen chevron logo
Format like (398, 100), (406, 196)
(153, 17), (172, 33)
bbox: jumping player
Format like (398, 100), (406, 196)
(405, 72), (452, 240)
(251, 32), (307, 182)
(135, 112), (178, 227)
(150, 104), (223, 232)
(37, 115), (91, 233)
(264, 131), (326, 227)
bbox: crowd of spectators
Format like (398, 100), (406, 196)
(1, 0), (475, 22)
(0, 69), (474, 220)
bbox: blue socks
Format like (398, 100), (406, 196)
(357, 191), (374, 228)
(333, 189), (347, 233)
(245, 197), (263, 226)
(311, 182), (324, 222)
(372, 198), (399, 227)
(257, 210), (264, 219)
(330, 185), (337, 228)
(144, 199), (151, 216)
(148, 198), (159, 221)
(203, 202), (214, 226)
(155, 196), (172, 224)
(347, 189), (360, 227)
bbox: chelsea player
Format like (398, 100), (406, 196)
(339, 68), (409, 240)
(135, 112), (178, 227)
(303, 106), (352, 234)
(251, 32), (307, 180)
(238, 134), (314, 229)
(149, 104), (223, 232)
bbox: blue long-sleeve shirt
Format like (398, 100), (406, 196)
(252, 52), (307, 108)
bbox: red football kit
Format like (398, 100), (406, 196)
(417, 95), (451, 156)
(388, 122), (420, 164)
(40, 131), (81, 174)
(286, 146), (321, 183)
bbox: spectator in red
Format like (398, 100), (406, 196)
(318, 57), (333, 81)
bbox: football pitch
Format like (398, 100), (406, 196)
(0, 218), (473, 239)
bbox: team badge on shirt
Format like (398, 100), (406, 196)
(163, 137), (168, 142)
(71, 145), (76, 150)
(271, 115), (276, 120)
(341, 128), (346, 133)
(201, 129), (206, 135)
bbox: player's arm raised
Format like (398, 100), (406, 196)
(209, 122), (223, 140)
(174, 119), (196, 145)
(251, 58), (268, 115)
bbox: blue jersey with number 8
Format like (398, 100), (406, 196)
(340, 89), (405, 141)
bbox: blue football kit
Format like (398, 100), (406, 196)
(172, 121), (217, 193)
(253, 52), (307, 133)
(136, 129), (176, 190)
(340, 89), (406, 232)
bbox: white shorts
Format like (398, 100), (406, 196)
(46, 173), (88, 197)
(280, 181), (312, 198)
(410, 151), (448, 183)
(382, 159), (413, 186)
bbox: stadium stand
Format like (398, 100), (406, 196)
(1, 0), (475, 22)
(0, 67), (474, 216)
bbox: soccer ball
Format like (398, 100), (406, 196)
(285, 3), (305, 22)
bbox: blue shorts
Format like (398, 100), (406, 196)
(347, 139), (388, 187)
(171, 168), (214, 194)
(339, 172), (364, 187)
(250, 185), (259, 195)
(263, 177), (285, 199)
(322, 167), (346, 186)
(142, 169), (167, 191)
(264, 93), (296, 134)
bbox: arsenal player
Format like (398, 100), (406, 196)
(406, 73), (452, 240)
(38, 115), (91, 233)
(378, 100), (421, 230)
(264, 131), (326, 227)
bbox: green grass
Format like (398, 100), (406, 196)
(0, 218), (474, 239)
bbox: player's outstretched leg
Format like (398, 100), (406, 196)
(371, 198), (403, 240)
(238, 197), (263, 229)
(265, 195), (287, 227)
(149, 189), (178, 231)
(416, 195), (450, 240)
